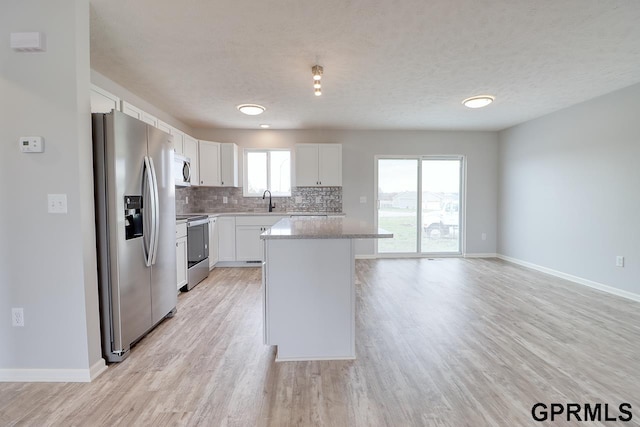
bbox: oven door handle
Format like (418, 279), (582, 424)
(187, 218), (209, 227)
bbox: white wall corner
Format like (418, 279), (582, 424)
(497, 254), (640, 303)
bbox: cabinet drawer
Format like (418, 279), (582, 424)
(176, 222), (187, 239)
(235, 216), (284, 226)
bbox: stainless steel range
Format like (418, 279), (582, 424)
(176, 215), (209, 291)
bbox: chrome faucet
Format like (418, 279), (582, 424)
(262, 190), (275, 212)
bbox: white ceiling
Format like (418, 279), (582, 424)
(90, 0), (640, 131)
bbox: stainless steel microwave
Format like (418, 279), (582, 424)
(174, 153), (191, 187)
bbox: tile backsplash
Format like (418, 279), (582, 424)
(176, 186), (342, 214)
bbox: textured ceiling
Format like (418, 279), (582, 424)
(90, 0), (640, 131)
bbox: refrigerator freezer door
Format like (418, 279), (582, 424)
(147, 126), (178, 325)
(106, 112), (153, 355)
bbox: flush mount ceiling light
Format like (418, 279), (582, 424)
(462, 95), (495, 109)
(237, 104), (265, 115)
(259, 124), (270, 129)
(312, 65), (323, 96)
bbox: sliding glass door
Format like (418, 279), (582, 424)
(376, 156), (463, 255)
(377, 159), (419, 253)
(420, 159), (461, 253)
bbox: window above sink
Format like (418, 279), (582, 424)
(243, 148), (291, 197)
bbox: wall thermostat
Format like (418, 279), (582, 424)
(20, 136), (44, 153)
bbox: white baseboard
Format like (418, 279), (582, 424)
(355, 254), (377, 260)
(497, 254), (640, 303)
(463, 253), (498, 258)
(90, 358), (108, 381)
(0, 358), (107, 383)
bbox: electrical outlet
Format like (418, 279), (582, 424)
(616, 256), (624, 267)
(223, 196), (228, 204)
(295, 196), (302, 204)
(47, 194), (68, 214)
(12, 308), (24, 327)
(360, 196), (367, 204)
(315, 196), (322, 204)
(481, 233), (487, 241)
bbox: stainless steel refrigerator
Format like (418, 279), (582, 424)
(92, 110), (177, 363)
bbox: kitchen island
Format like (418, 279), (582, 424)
(260, 216), (392, 361)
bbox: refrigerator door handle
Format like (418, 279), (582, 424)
(149, 156), (160, 265)
(143, 156), (156, 267)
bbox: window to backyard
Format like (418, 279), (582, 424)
(243, 149), (291, 197)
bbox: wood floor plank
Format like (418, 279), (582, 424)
(1, 258), (639, 426)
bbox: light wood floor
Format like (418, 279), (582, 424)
(1, 258), (639, 426)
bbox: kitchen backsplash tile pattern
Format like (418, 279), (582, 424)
(176, 186), (342, 214)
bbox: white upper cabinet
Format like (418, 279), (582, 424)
(140, 111), (158, 127)
(121, 101), (157, 126)
(183, 135), (199, 187)
(156, 120), (172, 135)
(198, 140), (221, 187)
(295, 144), (319, 187)
(90, 85), (120, 113)
(295, 144), (342, 187)
(121, 101), (143, 120)
(318, 144), (342, 186)
(171, 128), (185, 155)
(220, 143), (239, 187)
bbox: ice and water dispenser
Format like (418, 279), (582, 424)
(124, 195), (143, 240)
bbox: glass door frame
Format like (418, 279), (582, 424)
(374, 154), (465, 257)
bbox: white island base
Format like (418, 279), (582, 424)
(261, 216), (391, 362)
(263, 238), (355, 361)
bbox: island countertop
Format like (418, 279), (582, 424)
(261, 216), (392, 240)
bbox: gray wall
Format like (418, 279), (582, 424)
(0, 0), (102, 371)
(195, 129), (499, 256)
(498, 83), (640, 295)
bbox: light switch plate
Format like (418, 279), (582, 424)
(20, 136), (44, 153)
(48, 194), (67, 214)
(360, 196), (367, 204)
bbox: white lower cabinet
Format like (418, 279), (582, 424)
(176, 223), (188, 291)
(235, 216), (284, 262)
(217, 216), (236, 262)
(236, 226), (267, 261)
(209, 217), (219, 269)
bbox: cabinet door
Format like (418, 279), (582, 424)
(176, 237), (188, 290)
(295, 144), (320, 186)
(236, 225), (264, 261)
(209, 218), (219, 269)
(220, 143), (239, 187)
(318, 144), (342, 186)
(199, 140), (221, 186)
(157, 120), (171, 135)
(90, 85), (120, 113)
(171, 128), (185, 155)
(121, 101), (143, 120)
(217, 217), (236, 261)
(140, 111), (158, 127)
(183, 135), (199, 186)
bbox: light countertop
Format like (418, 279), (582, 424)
(261, 216), (392, 240)
(177, 212), (345, 222)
